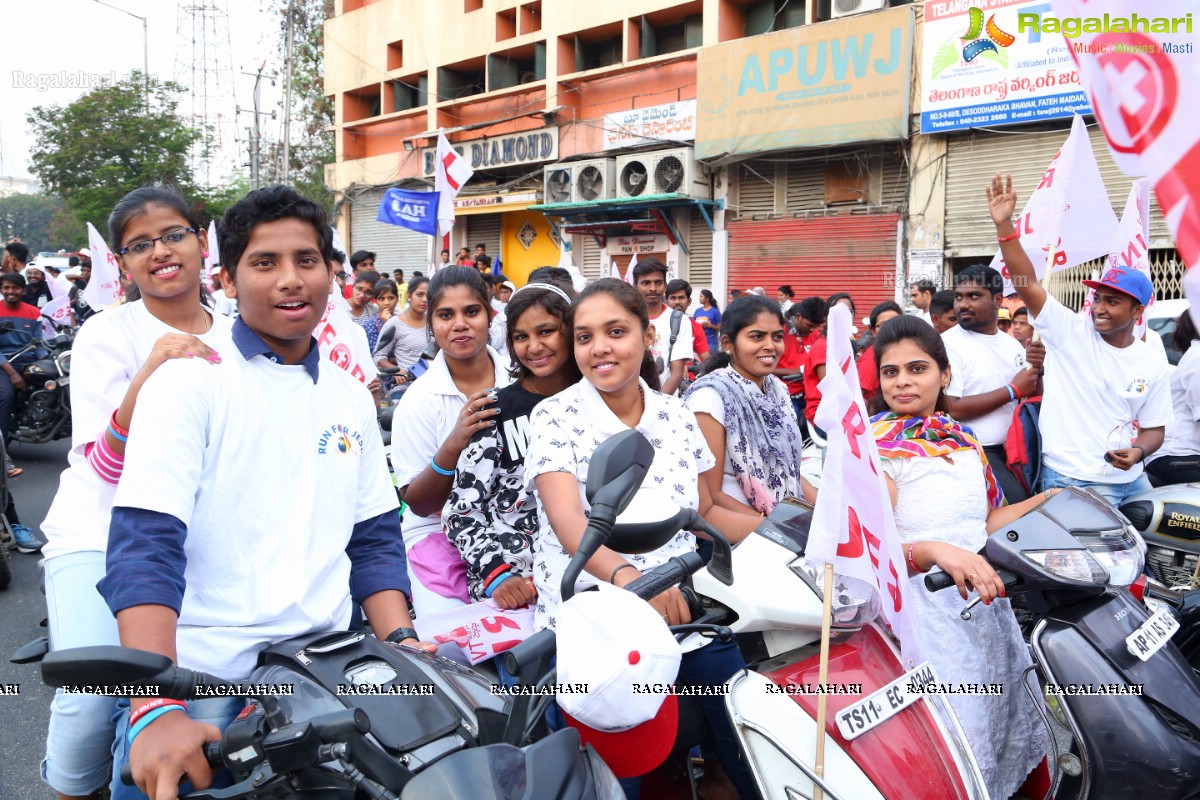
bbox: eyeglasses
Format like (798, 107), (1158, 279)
(116, 227), (198, 257)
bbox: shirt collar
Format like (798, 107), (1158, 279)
(422, 346), (506, 397)
(578, 377), (659, 438)
(232, 317), (320, 383)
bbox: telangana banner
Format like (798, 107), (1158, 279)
(920, 0), (1092, 133)
(696, 7), (913, 159)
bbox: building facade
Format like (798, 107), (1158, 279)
(325, 0), (1181, 309)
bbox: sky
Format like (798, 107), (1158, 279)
(2, 0), (286, 185)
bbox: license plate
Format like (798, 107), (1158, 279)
(835, 661), (937, 740)
(1126, 605), (1180, 661)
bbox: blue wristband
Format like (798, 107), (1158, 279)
(430, 457), (454, 476)
(1005, 385), (1015, 403)
(127, 704), (186, 746)
(485, 571), (514, 598)
(108, 424), (129, 443)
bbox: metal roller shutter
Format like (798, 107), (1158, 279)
(348, 187), (431, 272)
(727, 215), (900, 311)
(466, 214), (502, 263)
(944, 123), (1172, 258)
(685, 209), (714, 293)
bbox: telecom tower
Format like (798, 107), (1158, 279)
(174, 0), (238, 187)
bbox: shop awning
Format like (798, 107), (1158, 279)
(530, 194), (722, 253)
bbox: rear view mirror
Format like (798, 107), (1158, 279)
(584, 429), (654, 515)
(42, 646), (174, 689)
(609, 493), (691, 554)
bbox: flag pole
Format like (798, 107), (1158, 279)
(813, 561), (835, 800)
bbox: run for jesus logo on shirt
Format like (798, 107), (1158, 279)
(318, 424), (364, 455)
(1125, 378), (1149, 395)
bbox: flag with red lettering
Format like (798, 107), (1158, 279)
(1051, 0), (1200, 319)
(1080, 179), (1152, 334)
(83, 223), (122, 309)
(314, 275), (379, 385)
(992, 114), (1117, 293)
(40, 272), (72, 336)
(808, 304), (921, 667)
(436, 133), (474, 239)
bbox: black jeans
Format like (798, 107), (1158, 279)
(982, 444), (1030, 504)
(1145, 455), (1200, 487)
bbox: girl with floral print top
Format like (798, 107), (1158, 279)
(443, 277), (580, 608)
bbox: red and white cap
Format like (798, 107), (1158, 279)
(556, 581), (682, 778)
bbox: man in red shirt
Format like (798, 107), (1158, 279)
(666, 279), (710, 362)
(773, 297), (827, 424)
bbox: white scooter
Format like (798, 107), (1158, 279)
(505, 431), (990, 800)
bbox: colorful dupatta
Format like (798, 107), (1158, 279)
(871, 411), (1005, 508)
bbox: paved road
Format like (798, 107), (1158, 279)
(0, 439), (70, 800)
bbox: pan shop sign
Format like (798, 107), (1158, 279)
(423, 128), (559, 177)
(696, 6), (914, 158)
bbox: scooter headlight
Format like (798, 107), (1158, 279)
(791, 560), (881, 627)
(1023, 528), (1144, 588)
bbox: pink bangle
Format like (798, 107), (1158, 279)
(997, 231), (1020, 243)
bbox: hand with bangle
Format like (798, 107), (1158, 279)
(485, 564), (537, 610)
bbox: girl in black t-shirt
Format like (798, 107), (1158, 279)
(444, 278), (579, 609)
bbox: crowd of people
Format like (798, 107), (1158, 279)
(10, 171), (1193, 800)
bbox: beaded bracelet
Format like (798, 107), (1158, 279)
(127, 705), (186, 746)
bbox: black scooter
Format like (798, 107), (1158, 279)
(31, 435), (649, 799)
(927, 487), (1200, 798)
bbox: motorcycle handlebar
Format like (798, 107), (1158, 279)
(925, 566), (1020, 593)
(622, 553), (704, 601)
(122, 742), (221, 786)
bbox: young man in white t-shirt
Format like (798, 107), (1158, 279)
(633, 257), (692, 394)
(988, 173), (1172, 505)
(99, 186), (424, 799)
(941, 263), (1042, 501)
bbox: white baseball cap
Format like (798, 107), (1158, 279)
(556, 581), (682, 777)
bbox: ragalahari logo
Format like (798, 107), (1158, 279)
(960, 6), (1015, 63)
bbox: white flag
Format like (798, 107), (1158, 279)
(1052, 0), (1200, 322)
(40, 295), (73, 336)
(1080, 180), (1153, 335)
(807, 304), (921, 668)
(992, 115), (1118, 292)
(204, 221), (219, 270)
(314, 275), (378, 385)
(435, 133), (474, 239)
(624, 254), (636, 285)
(83, 223), (122, 309)
(610, 259), (620, 280)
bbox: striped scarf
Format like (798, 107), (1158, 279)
(871, 411), (1004, 508)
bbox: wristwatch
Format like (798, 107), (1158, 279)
(383, 626), (420, 645)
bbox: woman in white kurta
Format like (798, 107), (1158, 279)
(872, 313), (1050, 800)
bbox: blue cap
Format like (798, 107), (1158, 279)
(1083, 267), (1153, 307)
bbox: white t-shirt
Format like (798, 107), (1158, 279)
(111, 345), (395, 680)
(1151, 341), (1200, 462)
(1034, 296), (1173, 483)
(942, 324), (1029, 446)
(524, 378), (715, 640)
(390, 347), (511, 550)
(41, 302), (235, 560)
(212, 289), (238, 317)
(648, 305), (693, 390)
(684, 385), (743, 500)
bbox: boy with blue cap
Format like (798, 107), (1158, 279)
(988, 173), (1172, 505)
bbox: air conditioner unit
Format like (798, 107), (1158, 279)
(542, 159), (615, 203)
(615, 147), (710, 200)
(831, 0), (886, 19)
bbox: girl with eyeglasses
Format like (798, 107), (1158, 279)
(38, 186), (234, 800)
